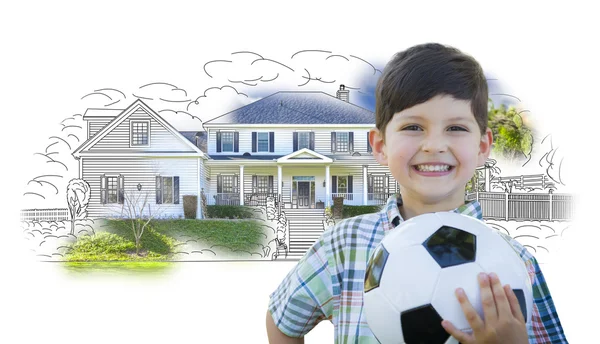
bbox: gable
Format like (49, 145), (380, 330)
(74, 100), (204, 157)
(277, 148), (333, 164)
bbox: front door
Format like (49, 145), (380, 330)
(298, 181), (310, 208)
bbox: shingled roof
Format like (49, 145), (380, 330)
(203, 91), (375, 125)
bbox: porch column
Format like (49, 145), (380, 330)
(239, 165), (244, 205)
(363, 165), (368, 205)
(278, 165), (282, 196)
(325, 164), (330, 207)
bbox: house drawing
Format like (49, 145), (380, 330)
(71, 85), (398, 221)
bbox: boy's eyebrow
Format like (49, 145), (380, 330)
(395, 115), (474, 122)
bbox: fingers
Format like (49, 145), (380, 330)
(441, 320), (474, 344)
(455, 287), (485, 334)
(504, 284), (526, 322)
(478, 272), (498, 324)
(489, 272), (513, 319)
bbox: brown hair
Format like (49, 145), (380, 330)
(375, 43), (488, 137)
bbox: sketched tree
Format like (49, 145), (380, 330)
(66, 178), (91, 235)
(119, 188), (165, 256)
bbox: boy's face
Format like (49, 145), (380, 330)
(370, 94), (493, 206)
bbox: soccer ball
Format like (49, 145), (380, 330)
(363, 212), (533, 344)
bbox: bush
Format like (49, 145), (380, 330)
(205, 205), (256, 219)
(183, 195), (198, 219)
(69, 232), (135, 255)
(342, 205), (381, 219)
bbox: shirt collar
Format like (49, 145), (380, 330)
(382, 193), (483, 231)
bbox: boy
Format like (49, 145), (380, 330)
(266, 43), (567, 343)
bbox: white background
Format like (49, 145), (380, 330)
(1, 1), (598, 343)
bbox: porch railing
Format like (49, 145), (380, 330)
(244, 193), (277, 206)
(330, 193), (395, 206)
(209, 193), (240, 206)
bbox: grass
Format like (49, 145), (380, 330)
(65, 218), (268, 268)
(64, 261), (175, 274)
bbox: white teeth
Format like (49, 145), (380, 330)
(416, 165), (450, 172)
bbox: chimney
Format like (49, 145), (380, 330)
(336, 84), (349, 102)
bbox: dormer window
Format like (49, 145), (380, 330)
(131, 120), (150, 146)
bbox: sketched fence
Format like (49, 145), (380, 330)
(465, 192), (573, 221)
(20, 208), (70, 222)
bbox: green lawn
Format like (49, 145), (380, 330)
(65, 219), (270, 272)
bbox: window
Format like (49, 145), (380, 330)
(336, 132), (349, 152)
(257, 132), (269, 152)
(221, 132), (234, 152)
(100, 174), (124, 204)
(257, 176), (269, 193)
(131, 121), (149, 146)
(298, 132), (311, 150)
(221, 175), (237, 193)
(337, 176), (348, 194)
(107, 176), (119, 203)
(156, 176), (179, 204)
(369, 175), (387, 200)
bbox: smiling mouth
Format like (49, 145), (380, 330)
(413, 164), (454, 172)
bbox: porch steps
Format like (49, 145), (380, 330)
(282, 208), (326, 260)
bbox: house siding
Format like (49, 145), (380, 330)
(82, 157), (199, 219)
(89, 107), (195, 152)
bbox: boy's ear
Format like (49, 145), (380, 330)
(370, 128), (388, 166)
(478, 128), (494, 166)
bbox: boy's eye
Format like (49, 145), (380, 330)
(448, 126), (468, 132)
(402, 125), (422, 131)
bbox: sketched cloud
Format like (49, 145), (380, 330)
(133, 82), (191, 104)
(186, 85), (253, 124)
(201, 50), (383, 109)
(23, 114), (84, 208)
(80, 88), (128, 108)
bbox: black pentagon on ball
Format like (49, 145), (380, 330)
(400, 304), (450, 344)
(364, 244), (390, 292)
(513, 289), (528, 321)
(422, 225), (476, 268)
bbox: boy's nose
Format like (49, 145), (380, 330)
(421, 135), (448, 153)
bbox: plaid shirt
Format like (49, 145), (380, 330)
(268, 195), (567, 343)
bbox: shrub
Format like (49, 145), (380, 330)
(69, 232), (135, 255)
(183, 195), (198, 219)
(205, 205), (256, 219)
(342, 205), (381, 219)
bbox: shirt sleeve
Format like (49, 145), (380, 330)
(502, 233), (568, 343)
(268, 233), (334, 338)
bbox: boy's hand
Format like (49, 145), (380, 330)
(441, 272), (528, 344)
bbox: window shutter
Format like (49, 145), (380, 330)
(252, 132), (257, 152)
(100, 174), (107, 204)
(117, 175), (125, 204)
(367, 132), (372, 152)
(268, 175), (274, 194)
(155, 176), (163, 204)
(332, 176), (337, 193)
(234, 132), (239, 152)
(348, 176), (353, 193)
(293, 132), (298, 151)
(309, 132), (315, 150)
(217, 175), (222, 193)
(349, 132), (354, 151)
(174, 176), (179, 204)
(385, 175), (390, 194)
(216, 132), (222, 153)
(269, 132), (274, 152)
(368, 175), (373, 200)
(252, 175), (257, 193)
(331, 132), (336, 152)
(233, 175), (239, 193)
